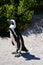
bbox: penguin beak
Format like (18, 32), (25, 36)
(7, 19), (11, 22)
(7, 19), (14, 25)
(7, 19), (11, 25)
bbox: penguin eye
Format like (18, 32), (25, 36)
(11, 21), (14, 25)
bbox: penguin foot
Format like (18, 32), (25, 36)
(15, 52), (21, 57)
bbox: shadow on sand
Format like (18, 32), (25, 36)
(21, 52), (40, 60)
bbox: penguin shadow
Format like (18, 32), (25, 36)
(21, 52), (40, 60)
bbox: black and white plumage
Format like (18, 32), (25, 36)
(8, 19), (28, 55)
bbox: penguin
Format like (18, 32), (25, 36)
(7, 19), (28, 54)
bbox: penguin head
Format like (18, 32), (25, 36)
(7, 19), (16, 28)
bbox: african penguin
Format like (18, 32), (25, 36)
(7, 19), (28, 54)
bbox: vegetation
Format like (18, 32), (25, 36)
(0, 0), (43, 36)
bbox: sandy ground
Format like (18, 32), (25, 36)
(0, 31), (43, 65)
